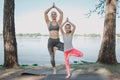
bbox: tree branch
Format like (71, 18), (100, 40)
(86, 0), (120, 18)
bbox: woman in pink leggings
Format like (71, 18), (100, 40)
(60, 18), (83, 78)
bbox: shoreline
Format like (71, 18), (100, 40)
(0, 33), (120, 37)
(0, 63), (120, 80)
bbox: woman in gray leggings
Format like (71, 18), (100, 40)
(44, 3), (64, 74)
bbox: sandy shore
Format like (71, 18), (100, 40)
(0, 63), (120, 80)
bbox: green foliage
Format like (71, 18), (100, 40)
(117, 34), (120, 37)
(32, 64), (38, 66)
(74, 34), (101, 37)
(83, 34), (101, 37)
(86, 0), (120, 18)
(1, 33), (120, 38)
(21, 64), (29, 67)
(86, 0), (106, 17)
(16, 33), (42, 38)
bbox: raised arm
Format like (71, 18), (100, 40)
(68, 19), (76, 35)
(44, 5), (53, 26)
(54, 4), (63, 26)
(60, 20), (67, 35)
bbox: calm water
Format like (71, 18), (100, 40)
(0, 36), (120, 66)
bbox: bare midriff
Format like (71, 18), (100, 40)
(49, 31), (59, 39)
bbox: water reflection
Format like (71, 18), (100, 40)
(0, 36), (120, 65)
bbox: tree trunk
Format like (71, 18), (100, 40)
(97, 0), (118, 64)
(3, 0), (18, 68)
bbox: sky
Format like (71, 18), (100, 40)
(0, 0), (120, 35)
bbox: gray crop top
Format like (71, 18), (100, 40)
(48, 23), (59, 31)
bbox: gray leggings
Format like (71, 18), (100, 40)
(48, 38), (64, 67)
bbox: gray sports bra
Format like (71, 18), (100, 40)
(48, 23), (59, 31)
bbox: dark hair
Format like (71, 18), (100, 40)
(65, 24), (71, 27)
(65, 24), (72, 33)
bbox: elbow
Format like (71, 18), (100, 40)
(44, 11), (48, 15)
(44, 12), (47, 15)
(61, 12), (63, 15)
(74, 26), (76, 29)
(59, 11), (63, 15)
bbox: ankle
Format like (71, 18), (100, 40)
(53, 67), (56, 74)
(66, 73), (71, 78)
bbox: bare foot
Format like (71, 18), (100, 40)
(66, 74), (71, 79)
(53, 67), (56, 74)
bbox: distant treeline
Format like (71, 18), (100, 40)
(0, 33), (120, 37)
(74, 34), (101, 37)
(16, 33), (42, 37)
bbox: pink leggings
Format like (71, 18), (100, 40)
(64, 48), (83, 74)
